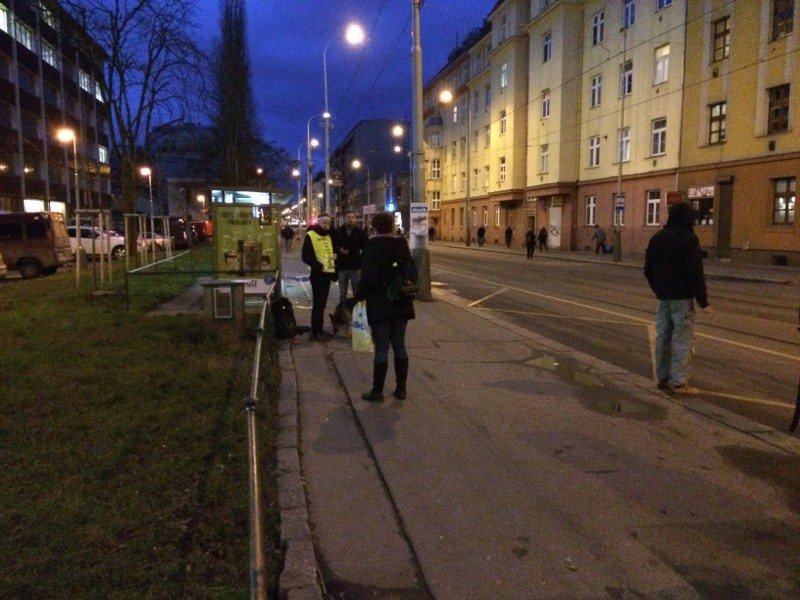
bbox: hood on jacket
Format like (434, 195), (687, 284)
(666, 202), (697, 231)
(365, 235), (409, 260)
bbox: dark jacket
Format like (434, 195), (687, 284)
(355, 235), (416, 326)
(332, 224), (367, 271)
(644, 203), (708, 307)
(537, 228), (548, 243)
(301, 225), (336, 279)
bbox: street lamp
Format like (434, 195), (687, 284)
(291, 164), (302, 223)
(351, 159), (371, 208)
(140, 166), (156, 263)
(439, 88), (471, 246)
(323, 22), (365, 215)
(56, 126), (81, 287)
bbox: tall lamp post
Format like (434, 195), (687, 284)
(323, 22), (365, 215)
(56, 127), (81, 287)
(291, 165), (302, 223)
(438, 89), (471, 246)
(140, 166), (156, 264)
(307, 114), (324, 221)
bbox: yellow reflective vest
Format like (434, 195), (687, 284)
(308, 230), (335, 274)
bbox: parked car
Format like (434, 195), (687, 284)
(0, 212), (72, 278)
(67, 225), (130, 259)
(0, 250), (7, 279)
(141, 231), (172, 251)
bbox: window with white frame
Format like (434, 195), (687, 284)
(471, 207), (477, 226)
(41, 42), (57, 68)
(543, 31), (552, 62)
(14, 19), (34, 51)
(430, 159), (441, 179)
(620, 60), (633, 96)
(653, 44), (669, 84)
(589, 136), (600, 167)
(623, 0), (635, 28)
(592, 11), (605, 46)
(614, 202), (625, 226)
(713, 16), (730, 62)
(94, 81), (104, 102)
(484, 165), (490, 187)
(500, 62), (508, 88)
(499, 13), (508, 42)
(767, 84), (790, 134)
(585, 195), (597, 225)
(482, 206), (488, 226)
(618, 127), (630, 162)
(0, 5), (8, 33)
(484, 125), (490, 147)
(773, 177), (795, 224)
(657, 0), (672, 8)
(651, 118), (667, 155)
(539, 144), (549, 173)
(429, 131), (441, 147)
(709, 102), (727, 144)
(499, 156), (506, 182)
(98, 145), (108, 164)
(500, 109), (507, 134)
(646, 190), (661, 225)
(541, 89), (550, 119)
(39, 2), (58, 29)
(431, 190), (441, 210)
(590, 74), (602, 108)
(79, 70), (93, 94)
(453, 105), (458, 123)
(494, 205), (500, 226)
(472, 168), (478, 188)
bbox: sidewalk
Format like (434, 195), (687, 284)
(275, 246), (800, 600)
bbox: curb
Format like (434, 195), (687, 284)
(276, 346), (322, 600)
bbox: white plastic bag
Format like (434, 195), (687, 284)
(351, 301), (374, 353)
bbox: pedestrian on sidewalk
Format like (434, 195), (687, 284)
(280, 223), (295, 252)
(333, 210), (367, 303)
(428, 226), (435, 242)
(504, 225), (513, 248)
(477, 225), (486, 247)
(525, 228), (536, 259)
(591, 224), (607, 254)
(644, 202), (709, 395)
(355, 211), (415, 401)
(302, 213), (337, 342)
(537, 227), (549, 252)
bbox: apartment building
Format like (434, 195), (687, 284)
(0, 0), (111, 217)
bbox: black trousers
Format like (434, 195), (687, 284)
(310, 273), (331, 335)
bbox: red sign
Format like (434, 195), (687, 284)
(666, 191), (684, 206)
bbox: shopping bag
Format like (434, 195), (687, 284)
(351, 301), (374, 353)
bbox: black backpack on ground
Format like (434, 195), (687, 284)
(271, 296), (309, 338)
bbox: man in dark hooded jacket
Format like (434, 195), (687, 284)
(644, 202), (708, 395)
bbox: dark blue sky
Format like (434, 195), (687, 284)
(197, 0), (497, 158)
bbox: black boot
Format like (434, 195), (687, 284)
(393, 357), (409, 399)
(362, 362), (388, 401)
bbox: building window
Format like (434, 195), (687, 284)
(772, 0), (794, 40)
(541, 89), (550, 118)
(429, 131), (441, 147)
(431, 190), (441, 210)
(651, 118), (667, 155)
(484, 165), (490, 187)
(614, 204), (625, 226)
(713, 16), (730, 61)
(79, 70), (93, 94)
(500, 62), (508, 88)
(460, 171), (466, 191)
(499, 13), (508, 42)
(589, 136), (600, 167)
(450, 141), (456, 161)
(500, 109), (507, 134)
(499, 157), (506, 182)
(657, 0), (672, 8)
(543, 31), (552, 62)
(471, 207), (477, 226)
(459, 207), (464, 226)
(646, 190), (661, 225)
(14, 19), (34, 51)
(472, 129), (478, 152)
(41, 42), (57, 68)
(709, 102), (727, 144)
(618, 127), (630, 162)
(494, 205), (500, 227)
(430, 159), (441, 179)
(98, 145), (108, 164)
(472, 168), (478, 188)
(460, 137), (465, 156)
(592, 11), (605, 46)
(0, 5), (8, 33)
(450, 208), (455, 225)
(585, 195), (597, 226)
(620, 60), (633, 96)
(539, 144), (549, 173)
(653, 44), (669, 84)
(473, 90), (479, 115)
(773, 177), (796, 224)
(482, 206), (488, 226)
(484, 125), (490, 147)
(453, 105), (458, 123)
(623, 0), (635, 28)
(590, 75), (602, 108)
(484, 83), (491, 107)
(768, 84), (790, 134)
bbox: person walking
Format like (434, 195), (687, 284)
(524, 228), (536, 259)
(355, 211), (415, 402)
(504, 225), (513, 248)
(644, 202), (708, 395)
(537, 226), (549, 252)
(280, 223), (295, 252)
(332, 210), (367, 303)
(428, 226), (435, 242)
(476, 225), (486, 247)
(301, 213), (337, 342)
(591, 224), (607, 254)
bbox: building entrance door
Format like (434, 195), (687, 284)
(549, 206), (562, 249)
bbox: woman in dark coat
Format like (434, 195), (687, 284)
(355, 212), (416, 401)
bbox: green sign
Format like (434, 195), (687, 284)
(213, 204), (279, 293)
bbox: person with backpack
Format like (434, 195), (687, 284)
(524, 228), (536, 259)
(537, 227), (549, 252)
(355, 211), (416, 401)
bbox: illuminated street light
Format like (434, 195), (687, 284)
(439, 88), (471, 247)
(351, 158), (371, 207)
(139, 166), (157, 263)
(56, 126), (82, 287)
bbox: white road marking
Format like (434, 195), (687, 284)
(468, 288), (508, 307)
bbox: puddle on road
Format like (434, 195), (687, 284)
(717, 445), (800, 513)
(526, 353), (667, 423)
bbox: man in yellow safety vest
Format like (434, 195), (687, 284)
(301, 213), (337, 341)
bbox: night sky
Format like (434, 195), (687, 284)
(196, 0), (497, 159)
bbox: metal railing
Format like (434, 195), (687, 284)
(245, 271), (278, 600)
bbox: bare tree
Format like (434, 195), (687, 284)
(62, 0), (207, 215)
